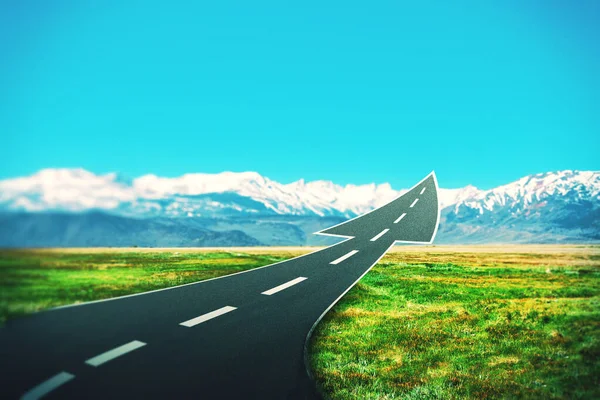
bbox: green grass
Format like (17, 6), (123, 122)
(1, 246), (598, 398)
(0, 249), (291, 323)
(309, 254), (600, 399)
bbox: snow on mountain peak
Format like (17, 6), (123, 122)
(0, 168), (598, 218)
(0, 168), (135, 211)
(451, 170), (600, 215)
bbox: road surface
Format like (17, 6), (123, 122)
(0, 172), (439, 399)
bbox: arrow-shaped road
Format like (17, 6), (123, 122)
(0, 172), (440, 399)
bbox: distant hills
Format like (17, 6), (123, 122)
(0, 169), (598, 247)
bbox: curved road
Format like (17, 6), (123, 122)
(0, 172), (439, 399)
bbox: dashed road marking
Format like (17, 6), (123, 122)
(394, 213), (407, 224)
(180, 306), (237, 327)
(21, 372), (75, 400)
(410, 198), (419, 208)
(370, 229), (390, 242)
(262, 277), (307, 295)
(420, 187), (426, 195)
(85, 340), (146, 367)
(330, 250), (359, 265)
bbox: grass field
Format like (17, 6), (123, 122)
(309, 245), (600, 399)
(1, 245), (599, 399)
(0, 248), (302, 323)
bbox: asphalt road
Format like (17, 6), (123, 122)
(0, 172), (439, 400)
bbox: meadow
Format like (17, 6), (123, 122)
(310, 245), (600, 399)
(0, 247), (296, 323)
(1, 245), (598, 399)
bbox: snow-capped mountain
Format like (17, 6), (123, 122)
(0, 168), (472, 217)
(0, 169), (598, 246)
(439, 170), (600, 243)
(451, 170), (599, 215)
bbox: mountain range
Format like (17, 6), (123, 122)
(0, 169), (598, 247)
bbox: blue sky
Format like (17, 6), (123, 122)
(1, 1), (598, 189)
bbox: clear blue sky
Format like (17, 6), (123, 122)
(1, 0), (598, 189)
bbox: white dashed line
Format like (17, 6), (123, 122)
(180, 306), (237, 327)
(21, 372), (75, 400)
(262, 277), (307, 295)
(420, 187), (426, 195)
(370, 229), (389, 242)
(410, 198), (419, 208)
(330, 250), (359, 265)
(85, 340), (146, 367)
(394, 213), (407, 224)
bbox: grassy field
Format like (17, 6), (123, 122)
(0, 248), (297, 323)
(1, 245), (598, 399)
(309, 245), (600, 399)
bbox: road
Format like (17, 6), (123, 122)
(0, 172), (439, 399)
